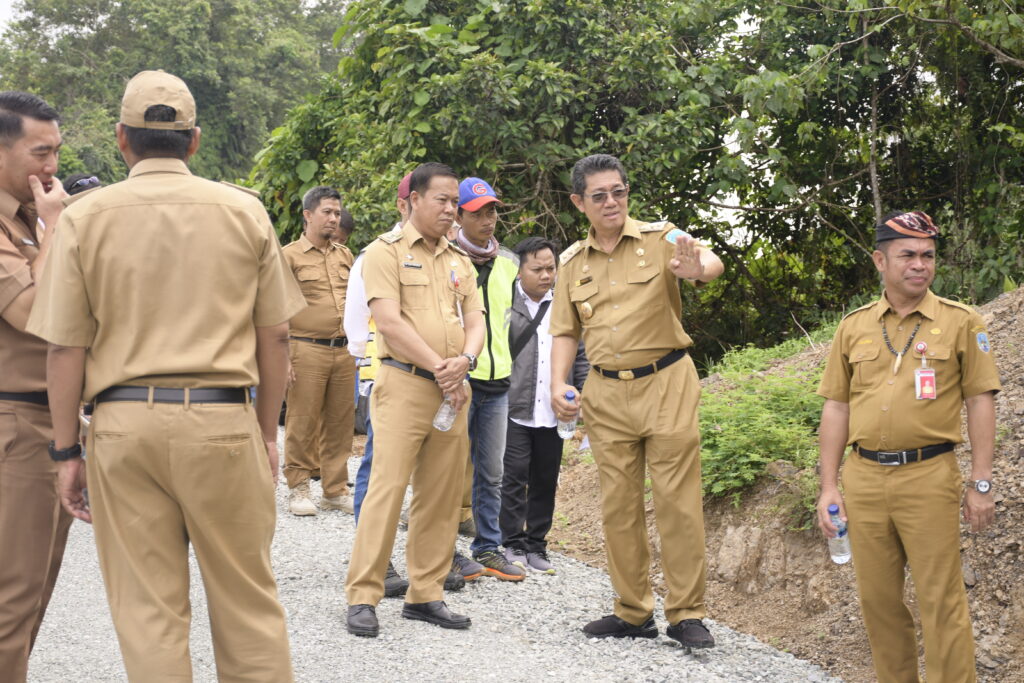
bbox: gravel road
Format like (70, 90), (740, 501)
(29, 430), (841, 682)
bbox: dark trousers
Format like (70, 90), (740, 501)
(499, 420), (562, 553)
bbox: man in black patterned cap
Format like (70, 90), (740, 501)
(816, 210), (1001, 682)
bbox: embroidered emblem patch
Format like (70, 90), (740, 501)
(976, 332), (991, 353)
(472, 183), (488, 195)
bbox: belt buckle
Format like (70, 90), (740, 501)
(617, 370), (634, 380)
(876, 451), (903, 466)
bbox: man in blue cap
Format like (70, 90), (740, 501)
(449, 177), (527, 582)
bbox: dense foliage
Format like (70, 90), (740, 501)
(0, 0), (345, 181)
(252, 0), (1023, 364)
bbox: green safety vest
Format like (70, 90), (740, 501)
(471, 246), (519, 382)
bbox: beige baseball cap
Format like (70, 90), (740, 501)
(120, 70), (196, 130)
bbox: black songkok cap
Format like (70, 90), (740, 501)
(875, 211), (939, 243)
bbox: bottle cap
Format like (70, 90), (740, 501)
(565, 390), (575, 400)
(827, 504), (840, 514)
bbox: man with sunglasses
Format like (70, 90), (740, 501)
(0, 90), (73, 682)
(549, 153), (724, 647)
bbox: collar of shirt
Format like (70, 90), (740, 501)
(402, 219), (451, 256)
(298, 232), (340, 254)
(873, 289), (939, 321)
(517, 280), (553, 317)
(0, 187), (24, 223)
(584, 214), (643, 253)
(128, 157), (192, 179)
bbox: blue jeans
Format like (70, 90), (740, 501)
(353, 383), (373, 525)
(467, 390), (509, 554)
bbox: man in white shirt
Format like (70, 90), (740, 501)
(499, 237), (588, 574)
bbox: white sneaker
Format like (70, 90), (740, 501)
(321, 494), (354, 514)
(288, 482), (317, 516)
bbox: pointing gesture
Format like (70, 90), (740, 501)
(669, 233), (705, 280)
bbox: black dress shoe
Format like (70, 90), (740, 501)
(347, 604), (379, 637)
(666, 618), (715, 648)
(383, 561), (410, 598)
(401, 600), (471, 629)
(582, 614), (658, 639)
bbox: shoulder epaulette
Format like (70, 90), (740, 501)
(448, 242), (468, 256)
(936, 296), (976, 314)
(219, 181), (260, 198)
(841, 301), (876, 320)
(559, 240), (584, 265)
(638, 220), (671, 233)
(61, 186), (101, 207)
(376, 230), (402, 244)
(497, 245), (520, 266)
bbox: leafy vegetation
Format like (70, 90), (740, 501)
(0, 0), (345, 182)
(698, 320), (838, 512)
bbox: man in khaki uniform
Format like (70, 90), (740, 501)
(0, 91), (73, 683)
(345, 162), (484, 638)
(282, 185), (356, 516)
(817, 211), (1000, 683)
(27, 70), (302, 681)
(550, 153), (724, 646)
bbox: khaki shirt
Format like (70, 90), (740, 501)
(818, 289), (1001, 451)
(550, 216), (693, 369)
(282, 233), (352, 338)
(0, 188), (47, 392)
(362, 221), (482, 364)
(26, 158), (305, 401)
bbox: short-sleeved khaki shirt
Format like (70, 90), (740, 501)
(26, 158), (306, 401)
(817, 289), (1001, 451)
(549, 216), (693, 369)
(282, 234), (352, 338)
(0, 188), (47, 392)
(362, 221), (482, 364)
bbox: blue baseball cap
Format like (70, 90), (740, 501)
(458, 177), (503, 212)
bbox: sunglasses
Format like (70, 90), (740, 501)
(584, 187), (628, 204)
(70, 176), (100, 190)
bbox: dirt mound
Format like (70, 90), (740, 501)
(548, 286), (1024, 682)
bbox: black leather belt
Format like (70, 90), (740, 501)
(593, 349), (688, 381)
(291, 336), (348, 348)
(0, 391), (48, 405)
(95, 386), (248, 404)
(854, 442), (954, 466)
(381, 358), (436, 382)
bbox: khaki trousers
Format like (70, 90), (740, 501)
(346, 365), (468, 605)
(284, 340), (356, 497)
(88, 400), (293, 682)
(0, 400), (71, 683)
(843, 450), (975, 683)
(582, 355), (707, 625)
(459, 455), (473, 523)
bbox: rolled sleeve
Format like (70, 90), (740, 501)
(254, 219), (306, 327)
(25, 216), (97, 347)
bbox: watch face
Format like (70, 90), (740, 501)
(975, 480), (992, 494)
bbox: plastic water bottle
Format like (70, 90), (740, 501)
(433, 395), (457, 431)
(557, 390), (577, 439)
(827, 504), (851, 564)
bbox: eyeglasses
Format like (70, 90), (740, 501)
(70, 175), (100, 190)
(584, 187), (628, 204)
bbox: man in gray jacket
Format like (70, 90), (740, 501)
(499, 237), (588, 574)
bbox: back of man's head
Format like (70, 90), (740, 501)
(0, 91), (59, 146)
(120, 71), (197, 160)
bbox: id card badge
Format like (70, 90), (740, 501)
(915, 367), (937, 400)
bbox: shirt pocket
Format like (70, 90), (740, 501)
(913, 342), (954, 386)
(295, 265), (322, 295)
(335, 262), (351, 283)
(399, 267), (431, 309)
(849, 343), (882, 390)
(569, 282), (599, 321)
(626, 265), (659, 285)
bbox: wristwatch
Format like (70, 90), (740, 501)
(48, 441), (83, 462)
(461, 352), (478, 371)
(970, 479), (993, 494)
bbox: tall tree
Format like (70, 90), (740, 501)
(0, 0), (344, 181)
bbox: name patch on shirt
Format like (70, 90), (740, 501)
(402, 262), (422, 269)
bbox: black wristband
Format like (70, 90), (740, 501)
(48, 441), (82, 461)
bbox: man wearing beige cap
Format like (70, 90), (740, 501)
(27, 70), (301, 680)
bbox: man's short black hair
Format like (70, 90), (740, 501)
(514, 236), (559, 266)
(302, 185), (342, 214)
(571, 154), (627, 196)
(123, 105), (194, 160)
(0, 91), (60, 145)
(409, 162), (457, 196)
(338, 206), (355, 235)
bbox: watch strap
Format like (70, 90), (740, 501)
(48, 441), (83, 461)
